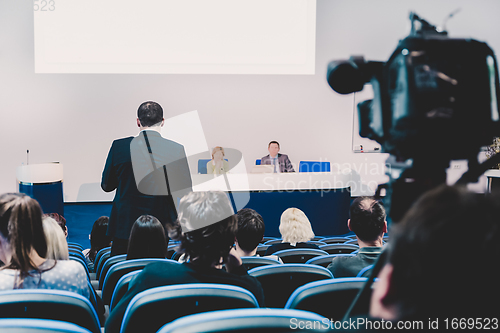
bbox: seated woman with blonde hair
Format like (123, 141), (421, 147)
(0, 193), (89, 298)
(264, 207), (320, 255)
(207, 146), (229, 174)
(42, 215), (69, 260)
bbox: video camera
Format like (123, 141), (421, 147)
(327, 12), (500, 222)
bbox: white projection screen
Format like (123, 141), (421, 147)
(34, 0), (316, 74)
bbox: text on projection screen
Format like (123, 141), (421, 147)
(34, 0), (316, 74)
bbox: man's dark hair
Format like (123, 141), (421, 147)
(167, 192), (237, 265)
(137, 101), (163, 127)
(385, 185), (500, 320)
(268, 141), (280, 148)
(236, 208), (265, 252)
(349, 197), (386, 242)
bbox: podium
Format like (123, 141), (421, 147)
(16, 163), (64, 216)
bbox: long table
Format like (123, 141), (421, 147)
(191, 173), (353, 237)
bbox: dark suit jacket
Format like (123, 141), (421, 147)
(261, 153), (295, 172)
(101, 130), (192, 240)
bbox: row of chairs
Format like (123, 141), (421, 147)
(0, 308), (334, 333)
(0, 276), (370, 333)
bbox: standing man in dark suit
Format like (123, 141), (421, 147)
(101, 101), (192, 256)
(260, 141), (295, 173)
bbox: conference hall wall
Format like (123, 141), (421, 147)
(1, 0), (497, 202)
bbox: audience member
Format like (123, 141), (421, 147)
(261, 141), (295, 173)
(235, 208), (282, 262)
(45, 212), (68, 237)
(264, 207), (319, 255)
(327, 197), (387, 277)
(83, 216), (112, 273)
(42, 215), (69, 260)
(369, 185), (500, 322)
(0, 193), (89, 298)
(207, 146), (229, 174)
(105, 191), (264, 333)
(126, 215), (168, 260)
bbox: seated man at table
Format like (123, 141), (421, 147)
(261, 141), (294, 173)
(105, 191), (265, 333)
(327, 196), (387, 277)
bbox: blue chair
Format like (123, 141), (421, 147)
(0, 318), (93, 333)
(109, 270), (142, 311)
(120, 284), (259, 333)
(305, 253), (355, 268)
(98, 254), (127, 289)
(101, 259), (179, 305)
(67, 242), (84, 251)
(285, 277), (370, 320)
(272, 248), (329, 264)
(356, 265), (374, 278)
(248, 264), (333, 308)
(94, 252), (111, 281)
(240, 256), (282, 270)
(263, 239), (282, 246)
(0, 290), (101, 333)
(197, 159), (211, 174)
(94, 247), (111, 270)
(298, 161), (331, 173)
(255, 159), (261, 165)
(319, 244), (359, 255)
(157, 308), (331, 333)
(320, 236), (351, 244)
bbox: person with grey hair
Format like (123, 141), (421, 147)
(105, 191), (264, 333)
(327, 196), (387, 277)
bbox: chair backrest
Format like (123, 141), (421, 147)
(241, 256), (282, 271)
(343, 239), (359, 245)
(356, 264), (374, 278)
(166, 244), (178, 260)
(94, 251), (111, 281)
(263, 239), (282, 245)
(298, 161), (331, 173)
(101, 259), (179, 305)
(109, 270), (142, 311)
(255, 159), (261, 165)
(157, 308), (331, 333)
(98, 254), (127, 289)
(67, 243), (84, 251)
(260, 236), (278, 244)
(94, 247), (111, 270)
(310, 236), (325, 241)
(285, 277), (370, 321)
(68, 249), (86, 262)
(255, 245), (269, 257)
(320, 236), (351, 244)
(319, 244), (359, 255)
(307, 241), (327, 246)
(248, 264), (333, 308)
(273, 248), (329, 264)
(197, 159), (211, 174)
(0, 290), (101, 333)
(0, 318), (93, 333)
(120, 284), (259, 333)
(305, 254), (355, 268)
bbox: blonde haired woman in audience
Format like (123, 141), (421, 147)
(0, 193), (89, 298)
(265, 207), (320, 255)
(42, 215), (69, 260)
(207, 146), (230, 174)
